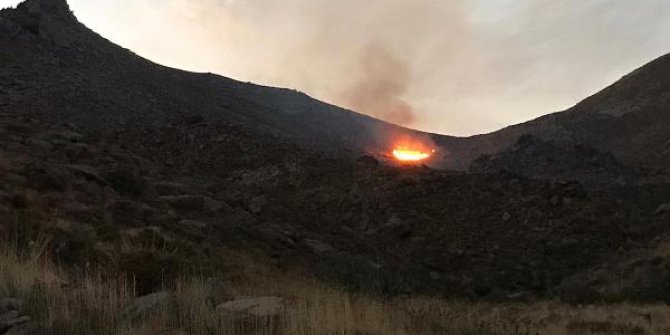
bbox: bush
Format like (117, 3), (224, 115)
(117, 250), (183, 295)
(105, 170), (145, 197)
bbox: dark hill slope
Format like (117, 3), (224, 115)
(4, 0), (670, 174)
(3, 0), (670, 303)
(446, 53), (670, 171)
(0, 0), (455, 160)
(3, 114), (670, 300)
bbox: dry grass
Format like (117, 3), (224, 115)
(2, 244), (670, 335)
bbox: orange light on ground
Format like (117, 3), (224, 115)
(392, 148), (430, 161)
(392, 147), (434, 162)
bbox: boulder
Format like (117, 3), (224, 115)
(502, 212), (512, 222)
(24, 138), (53, 150)
(160, 195), (204, 212)
(152, 182), (190, 196)
(3, 174), (28, 188)
(110, 200), (150, 226)
(42, 130), (83, 144)
(203, 277), (233, 307)
(4, 323), (47, 335)
(0, 191), (28, 208)
(216, 297), (286, 318)
(64, 143), (94, 159)
(0, 298), (24, 314)
(66, 165), (107, 186)
(122, 292), (173, 321)
(303, 239), (334, 254)
(178, 220), (211, 231)
(203, 197), (231, 215)
(24, 164), (70, 191)
(0, 311), (30, 333)
(357, 155), (380, 167)
(656, 203), (670, 215)
(248, 195), (266, 214)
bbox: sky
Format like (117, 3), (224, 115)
(2, 0), (670, 136)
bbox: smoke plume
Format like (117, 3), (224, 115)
(12, 0), (670, 135)
(343, 44), (415, 125)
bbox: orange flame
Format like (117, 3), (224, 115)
(387, 134), (436, 163)
(392, 148), (432, 162)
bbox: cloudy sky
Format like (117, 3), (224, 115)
(3, 0), (670, 136)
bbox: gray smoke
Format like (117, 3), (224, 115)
(10, 0), (670, 135)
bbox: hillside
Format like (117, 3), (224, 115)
(4, 0), (670, 331)
(5, 0), (670, 176)
(0, 0), (456, 166)
(447, 53), (670, 171)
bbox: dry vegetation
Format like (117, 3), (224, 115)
(1, 243), (670, 335)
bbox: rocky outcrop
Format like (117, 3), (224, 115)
(216, 297), (287, 318)
(0, 298), (44, 335)
(470, 134), (644, 184)
(122, 292), (174, 321)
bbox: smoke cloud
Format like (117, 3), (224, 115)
(343, 44), (415, 125)
(3, 0), (670, 135)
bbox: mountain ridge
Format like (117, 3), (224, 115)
(5, 0), (670, 173)
(0, 0), (461, 167)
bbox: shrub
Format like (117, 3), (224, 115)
(105, 170), (145, 197)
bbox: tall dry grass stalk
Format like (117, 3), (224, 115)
(2, 243), (670, 334)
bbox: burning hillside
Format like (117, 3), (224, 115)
(387, 134), (437, 164)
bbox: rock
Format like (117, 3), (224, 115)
(152, 182), (190, 196)
(502, 212), (512, 222)
(383, 216), (412, 240)
(62, 202), (101, 223)
(24, 138), (53, 150)
(42, 130), (83, 144)
(203, 197), (231, 215)
(51, 220), (97, 263)
(23, 164), (69, 191)
(0, 191), (28, 208)
(105, 169), (145, 196)
(656, 203), (670, 215)
(304, 238), (334, 254)
(274, 229), (299, 249)
(4, 323), (46, 335)
(0, 298), (24, 314)
(178, 220), (211, 231)
(3, 174), (28, 188)
(144, 208), (178, 226)
(151, 330), (190, 335)
(66, 165), (107, 186)
(204, 277), (232, 307)
(248, 195), (266, 214)
(160, 195), (204, 212)
(110, 200), (149, 226)
(506, 291), (532, 301)
(429, 271), (441, 281)
(0, 311), (30, 332)
(4, 122), (32, 135)
(122, 292), (173, 321)
(357, 155), (380, 167)
(216, 297), (286, 318)
(64, 143), (93, 159)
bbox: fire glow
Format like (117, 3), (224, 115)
(392, 147), (432, 162)
(387, 134), (436, 163)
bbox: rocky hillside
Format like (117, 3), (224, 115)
(4, 0), (670, 175)
(3, 113), (670, 301)
(444, 53), (670, 171)
(0, 0), (455, 164)
(3, 0), (670, 306)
